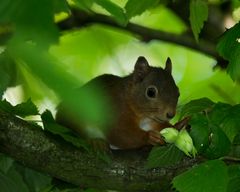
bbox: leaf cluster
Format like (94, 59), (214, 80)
(181, 98), (240, 158)
(0, 0), (240, 191)
(147, 98), (240, 192)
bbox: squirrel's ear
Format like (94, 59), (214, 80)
(133, 56), (150, 82)
(165, 57), (172, 74)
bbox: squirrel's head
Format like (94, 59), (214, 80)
(129, 56), (179, 122)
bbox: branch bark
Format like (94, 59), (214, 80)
(0, 110), (201, 192)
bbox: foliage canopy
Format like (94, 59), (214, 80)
(0, 0), (240, 192)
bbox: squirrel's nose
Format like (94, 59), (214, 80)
(166, 111), (175, 119)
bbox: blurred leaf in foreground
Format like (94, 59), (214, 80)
(1, 0), (59, 49)
(41, 110), (90, 151)
(0, 52), (17, 98)
(8, 41), (112, 129)
(53, 0), (70, 14)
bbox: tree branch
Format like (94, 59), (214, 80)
(57, 9), (228, 68)
(0, 110), (201, 192)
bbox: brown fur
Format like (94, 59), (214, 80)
(56, 57), (179, 149)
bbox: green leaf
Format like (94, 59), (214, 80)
(46, 123), (90, 151)
(0, 99), (39, 117)
(41, 109), (55, 124)
(14, 99), (39, 117)
(3, 0), (59, 49)
(0, 99), (14, 113)
(172, 160), (228, 192)
(189, 113), (210, 153)
(0, 154), (14, 174)
(146, 145), (184, 169)
(217, 22), (240, 60)
(9, 42), (112, 128)
(73, 0), (94, 12)
(94, 0), (127, 25)
(217, 22), (240, 82)
(229, 144), (240, 158)
(16, 165), (51, 192)
(0, 0), (21, 23)
(233, 132), (240, 145)
(0, 52), (17, 97)
(208, 102), (232, 125)
(209, 103), (240, 142)
(4, 166), (29, 192)
(84, 189), (102, 192)
(41, 110), (90, 151)
(179, 97), (215, 119)
(42, 112), (111, 164)
(203, 125), (231, 159)
(219, 105), (240, 142)
(125, 0), (160, 19)
(53, 0), (70, 14)
(0, 172), (22, 192)
(226, 45), (240, 82)
(227, 165), (240, 192)
(189, 0), (208, 42)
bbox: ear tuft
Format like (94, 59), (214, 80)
(133, 56), (150, 82)
(165, 57), (172, 74)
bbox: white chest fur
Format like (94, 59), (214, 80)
(139, 118), (154, 132)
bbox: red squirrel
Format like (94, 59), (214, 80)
(56, 56), (180, 149)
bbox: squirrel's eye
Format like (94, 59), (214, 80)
(146, 86), (158, 99)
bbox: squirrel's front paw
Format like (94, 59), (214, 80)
(148, 130), (165, 146)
